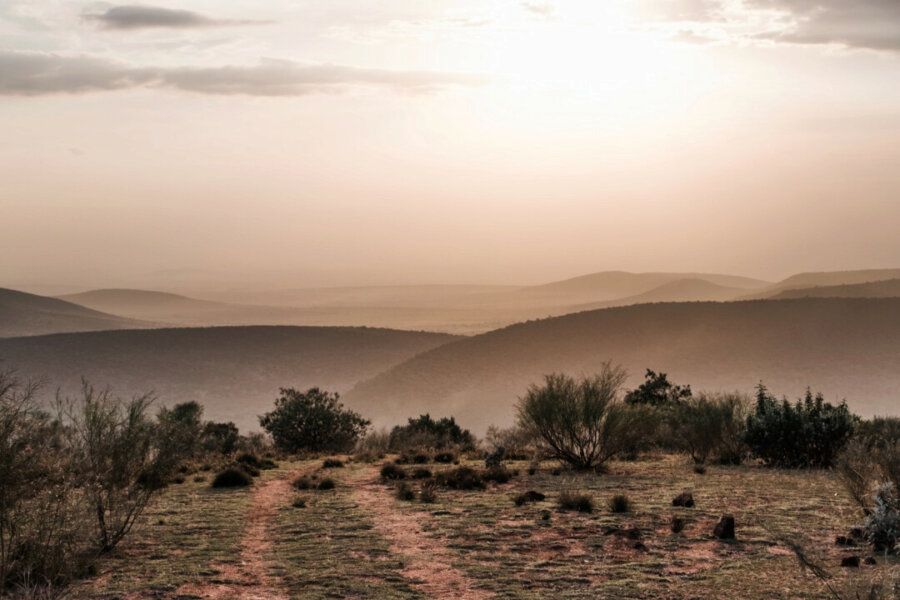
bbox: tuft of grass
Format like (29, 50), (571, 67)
(420, 482), (437, 503)
(292, 497), (308, 508)
(483, 466), (512, 484)
(395, 482), (415, 501)
(514, 490), (546, 506)
(412, 467), (433, 479)
(211, 468), (252, 488)
(694, 464), (707, 475)
(322, 458), (344, 469)
(293, 475), (314, 490)
(558, 491), (594, 513)
(608, 493), (631, 513)
(317, 478), (336, 490)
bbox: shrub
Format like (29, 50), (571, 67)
(317, 478), (336, 490)
(201, 421), (240, 455)
(412, 467), (432, 479)
(292, 476), (314, 490)
(259, 387), (370, 453)
(420, 482), (437, 503)
(744, 385), (857, 468)
(484, 424), (535, 460)
(517, 365), (643, 470)
(624, 369), (692, 406)
(435, 466), (485, 490)
(433, 451), (455, 464)
(389, 414), (475, 451)
(193, 475), (206, 483)
(671, 393), (749, 465)
(156, 401), (204, 463)
(354, 428), (390, 462)
(558, 491), (593, 513)
(670, 516), (686, 533)
(212, 468), (252, 488)
(866, 483), (900, 552)
(322, 458), (344, 469)
(856, 417), (900, 445)
(292, 497), (307, 508)
(380, 463), (406, 480)
(608, 494), (631, 513)
(693, 464), (707, 474)
(514, 490), (546, 506)
(483, 466), (512, 484)
(395, 482), (415, 501)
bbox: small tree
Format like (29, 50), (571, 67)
(624, 369), (692, 406)
(259, 387), (369, 453)
(157, 401), (204, 462)
(671, 393), (748, 465)
(517, 364), (641, 470)
(744, 384), (856, 468)
(389, 414), (474, 451)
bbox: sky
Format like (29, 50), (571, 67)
(2, 0), (900, 290)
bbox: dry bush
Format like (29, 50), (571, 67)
(354, 428), (390, 462)
(558, 491), (594, 513)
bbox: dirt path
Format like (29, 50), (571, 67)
(175, 470), (298, 600)
(352, 466), (494, 600)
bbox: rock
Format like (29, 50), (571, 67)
(835, 535), (856, 546)
(672, 492), (695, 508)
(864, 557), (877, 565)
(841, 556), (860, 568)
(713, 515), (735, 539)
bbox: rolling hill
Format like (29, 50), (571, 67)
(741, 269), (900, 300)
(0, 326), (460, 432)
(771, 279), (900, 300)
(569, 278), (745, 312)
(0, 287), (148, 338)
(345, 298), (900, 432)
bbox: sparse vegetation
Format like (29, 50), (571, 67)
(259, 387), (370, 453)
(517, 365), (644, 470)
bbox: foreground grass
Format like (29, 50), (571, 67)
(74, 455), (898, 599)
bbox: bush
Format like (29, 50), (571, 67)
(259, 387), (370, 453)
(517, 365), (643, 470)
(412, 467), (432, 479)
(292, 497), (307, 508)
(624, 369), (692, 406)
(744, 385), (857, 468)
(322, 458), (344, 469)
(395, 482), (415, 501)
(317, 478), (336, 490)
(354, 428), (390, 462)
(292, 476), (314, 490)
(380, 463), (406, 480)
(483, 466), (512, 484)
(671, 393), (749, 465)
(608, 494), (631, 513)
(389, 414), (475, 451)
(514, 490), (546, 506)
(866, 483), (900, 552)
(433, 451), (455, 464)
(558, 491), (593, 513)
(484, 424), (535, 460)
(435, 466), (485, 490)
(201, 421), (240, 455)
(212, 468), (253, 488)
(420, 482), (437, 503)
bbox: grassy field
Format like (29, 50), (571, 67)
(73, 456), (898, 599)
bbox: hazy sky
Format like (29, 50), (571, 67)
(2, 0), (900, 290)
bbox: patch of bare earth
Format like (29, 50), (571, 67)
(352, 467), (494, 600)
(174, 471), (298, 600)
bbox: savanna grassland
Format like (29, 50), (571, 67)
(73, 455), (894, 600)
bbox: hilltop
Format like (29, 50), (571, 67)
(0, 287), (148, 338)
(771, 278), (900, 300)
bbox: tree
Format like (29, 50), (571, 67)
(744, 384), (856, 468)
(624, 369), (692, 406)
(156, 401), (204, 462)
(389, 414), (474, 451)
(516, 364), (642, 470)
(259, 387), (370, 453)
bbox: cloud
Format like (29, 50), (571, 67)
(521, 2), (554, 18)
(635, 0), (721, 22)
(746, 0), (900, 51)
(85, 5), (268, 30)
(0, 51), (488, 97)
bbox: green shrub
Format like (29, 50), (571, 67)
(212, 468), (252, 488)
(259, 387), (370, 453)
(608, 494), (631, 513)
(558, 491), (593, 513)
(435, 466), (485, 490)
(389, 414), (474, 452)
(517, 365), (644, 470)
(744, 385), (857, 468)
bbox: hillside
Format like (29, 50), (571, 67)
(0, 326), (460, 431)
(772, 278), (900, 300)
(569, 278), (744, 312)
(741, 268), (900, 300)
(0, 287), (148, 338)
(345, 298), (900, 431)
